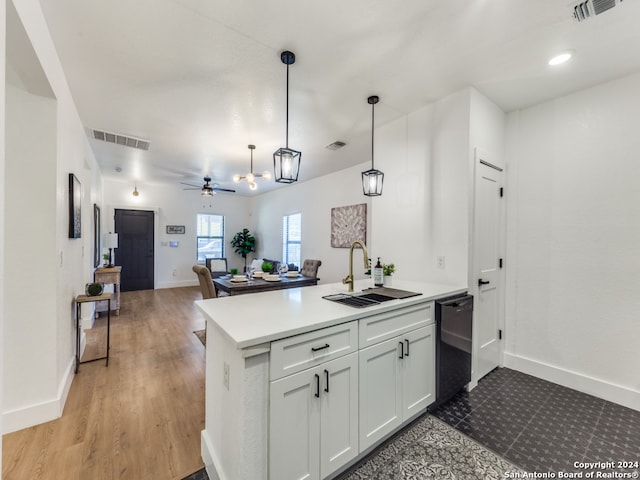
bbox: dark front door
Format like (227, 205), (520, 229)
(115, 209), (154, 292)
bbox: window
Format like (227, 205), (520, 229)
(196, 214), (224, 264)
(283, 213), (301, 268)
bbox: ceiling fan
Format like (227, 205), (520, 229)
(181, 176), (236, 196)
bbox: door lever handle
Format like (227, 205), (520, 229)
(478, 279), (490, 286)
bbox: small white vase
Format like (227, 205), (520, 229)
(384, 275), (392, 286)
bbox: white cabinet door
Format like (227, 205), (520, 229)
(358, 337), (402, 452)
(270, 369), (321, 480)
(270, 353), (358, 480)
(401, 324), (435, 421)
(320, 353), (359, 478)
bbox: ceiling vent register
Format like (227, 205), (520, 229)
(572, 0), (621, 22)
(91, 129), (150, 151)
(325, 141), (347, 151)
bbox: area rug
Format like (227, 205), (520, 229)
(193, 329), (206, 346)
(336, 414), (524, 480)
(181, 414), (524, 480)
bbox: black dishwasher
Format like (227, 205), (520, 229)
(430, 293), (473, 409)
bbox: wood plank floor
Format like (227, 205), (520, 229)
(2, 287), (207, 480)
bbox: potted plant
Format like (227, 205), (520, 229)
(261, 261), (273, 273)
(229, 267), (239, 275)
(102, 253), (109, 267)
(383, 263), (395, 286)
(230, 228), (256, 271)
(85, 282), (104, 296)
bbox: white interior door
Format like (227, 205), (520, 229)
(472, 148), (504, 383)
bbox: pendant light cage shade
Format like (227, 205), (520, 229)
(274, 50), (301, 184)
(362, 168), (384, 196)
(362, 95), (384, 197)
(273, 147), (301, 184)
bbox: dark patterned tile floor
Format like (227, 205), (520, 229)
(430, 367), (640, 476)
(184, 367), (639, 479)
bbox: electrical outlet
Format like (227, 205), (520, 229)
(223, 362), (230, 390)
(172, 269), (177, 277)
(437, 256), (445, 269)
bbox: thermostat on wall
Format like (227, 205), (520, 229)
(169, 241), (179, 247)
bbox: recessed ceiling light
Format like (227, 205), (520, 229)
(548, 51), (573, 66)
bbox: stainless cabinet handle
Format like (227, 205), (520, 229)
(324, 369), (329, 393)
(314, 374), (320, 398)
(399, 341), (404, 359)
(478, 279), (490, 286)
(405, 339), (410, 356)
(311, 343), (330, 352)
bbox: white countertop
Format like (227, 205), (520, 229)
(195, 279), (467, 349)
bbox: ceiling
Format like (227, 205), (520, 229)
(37, 0), (640, 195)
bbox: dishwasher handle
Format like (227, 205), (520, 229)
(439, 295), (473, 310)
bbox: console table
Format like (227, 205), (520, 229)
(94, 266), (121, 316)
(75, 292), (112, 373)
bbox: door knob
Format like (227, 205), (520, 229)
(478, 279), (490, 286)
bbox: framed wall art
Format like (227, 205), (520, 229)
(93, 204), (101, 267)
(331, 203), (367, 248)
(68, 173), (82, 238)
(166, 225), (186, 234)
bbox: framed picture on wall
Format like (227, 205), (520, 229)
(166, 225), (185, 234)
(331, 203), (367, 248)
(68, 173), (82, 238)
(93, 204), (101, 267)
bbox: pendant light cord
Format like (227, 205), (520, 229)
(285, 63), (290, 148)
(371, 101), (375, 169)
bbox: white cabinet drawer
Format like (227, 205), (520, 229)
(359, 302), (433, 348)
(270, 321), (358, 381)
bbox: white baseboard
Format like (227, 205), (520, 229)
(156, 279), (198, 289)
(504, 351), (640, 411)
(2, 356), (76, 434)
(201, 430), (224, 480)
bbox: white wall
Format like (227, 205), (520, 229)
(252, 88), (482, 288)
(0, 0), (5, 463)
(371, 89), (474, 286)
(102, 179), (251, 288)
(3, 0), (103, 433)
(251, 162), (372, 284)
(504, 72), (640, 410)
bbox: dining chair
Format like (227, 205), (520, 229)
(193, 265), (217, 299)
(300, 259), (322, 280)
(206, 257), (228, 279)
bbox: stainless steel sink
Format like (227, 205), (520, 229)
(323, 288), (412, 308)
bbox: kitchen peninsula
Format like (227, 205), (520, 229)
(196, 279), (467, 480)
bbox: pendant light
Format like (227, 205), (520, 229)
(273, 50), (301, 184)
(233, 145), (271, 190)
(362, 95), (384, 196)
(132, 184), (140, 197)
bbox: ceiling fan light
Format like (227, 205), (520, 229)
(233, 174), (241, 183)
(246, 172), (255, 183)
(249, 181), (257, 190)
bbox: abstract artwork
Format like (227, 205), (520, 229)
(68, 173), (82, 238)
(331, 203), (367, 248)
